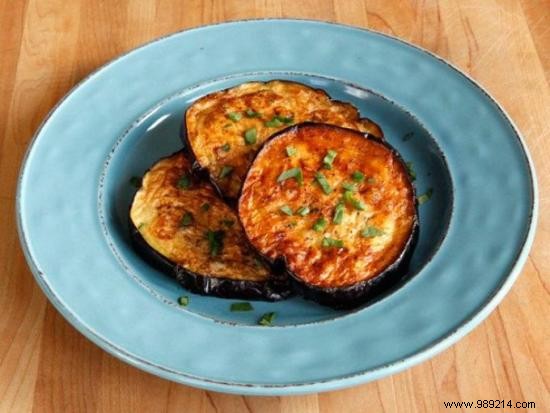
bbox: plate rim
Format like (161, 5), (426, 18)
(15, 18), (538, 395)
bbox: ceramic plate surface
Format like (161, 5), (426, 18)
(17, 19), (537, 395)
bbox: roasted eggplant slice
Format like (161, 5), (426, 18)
(238, 123), (418, 309)
(129, 152), (290, 300)
(184, 80), (384, 200)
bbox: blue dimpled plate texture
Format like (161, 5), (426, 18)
(16, 20), (537, 395)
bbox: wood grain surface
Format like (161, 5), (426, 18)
(1, 1), (549, 412)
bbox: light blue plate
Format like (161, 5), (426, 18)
(16, 20), (537, 395)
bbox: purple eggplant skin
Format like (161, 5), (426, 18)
(179, 80), (384, 205)
(128, 216), (293, 301)
(179, 115), (232, 204)
(127, 150), (293, 302)
(275, 226), (419, 310)
(237, 123), (420, 310)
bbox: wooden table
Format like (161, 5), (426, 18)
(1, 1), (548, 412)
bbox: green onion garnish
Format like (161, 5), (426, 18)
(219, 165), (234, 179)
(265, 115), (294, 127)
(342, 182), (357, 192)
(221, 143), (231, 152)
(280, 205), (293, 216)
(296, 206), (310, 216)
(258, 312), (276, 326)
(314, 172), (332, 194)
(406, 162), (416, 181)
(323, 150), (337, 169)
(361, 226), (385, 238)
(221, 219), (235, 228)
(244, 128), (257, 145)
(312, 217), (327, 232)
(285, 146), (297, 157)
(227, 112), (242, 122)
(265, 118), (282, 128)
(205, 230), (225, 256)
(200, 203), (211, 212)
(418, 188), (433, 204)
(129, 176), (142, 188)
(245, 108), (260, 118)
(343, 190), (366, 210)
(277, 115), (293, 124)
(333, 202), (345, 224)
(351, 171), (365, 182)
(230, 302), (254, 312)
(177, 174), (191, 189)
(177, 296), (189, 306)
(265, 117), (282, 127)
(277, 167), (303, 185)
(180, 212), (193, 227)
(322, 237), (344, 248)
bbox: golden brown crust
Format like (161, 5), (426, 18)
(185, 80), (383, 199)
(238, 124), (416, 288)
(129, 152), (270, 282)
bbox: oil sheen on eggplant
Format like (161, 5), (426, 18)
(238, 123), (418, 309)
(129, 151), (290, 300)
(184, 80), (384, 200)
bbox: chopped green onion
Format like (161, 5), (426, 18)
(277, 115), (294, 124)
(129, 176), (142, 188)
(137, 223), (145, 230)
(351, 171), (365, 182)
(245, 108), (260, 118)
(258, 312), (276, 326)
(333, 202), (345, 224)
(296, 206), (310, 216)
(205, 230), (225, 256)
(264, 117), (283, 128)
(406, 162), (416, 181)
(418, 188), (433, 205)
(221, 143), (231, 152)
(361, 226), (385, 238)
(265, 115), (294, 127)
(343, 190), (366, 210)
(314, 172), (332, 194)
(265, 115), (294, 128)
(200, 203), (211, 212)
(227, 112), (242, 122)
(244, 128), (257, 145)
(221, 219), (235, 228)
(285, 146), (297, 157)
(312, 217), (327, 232)
(342, 182), (357, 192)
(180, 212), (193, 227)
(280, 205), (293, 216)
(322, 150), (337, 169)
(277, 167), (303, 185)
(219, 165), (234, 179)
(322, 237), (344, 248)
(177, 174), (191, 189)
(177, 296), (189, 306)
(230, 302), (254, 312)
